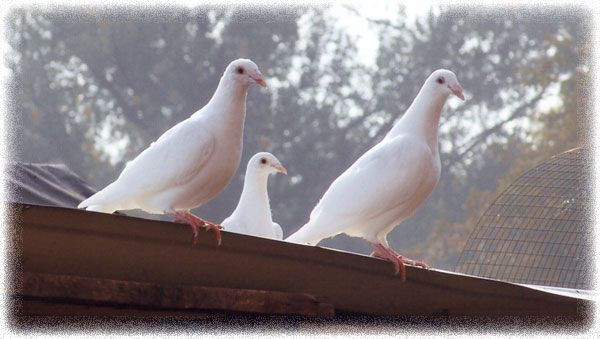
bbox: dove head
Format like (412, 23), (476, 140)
(248, 152), (287, 175)
(426, 69), (464, 101)
(225, 59), (267, 88)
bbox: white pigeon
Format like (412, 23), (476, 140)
(286, 69), (465, 281)
(78, 59), (267, 245)
(221, 152), (287, 240)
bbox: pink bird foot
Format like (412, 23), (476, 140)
(173, 211), (223, 246)
(370, 243), (430, 281)
(402, 257), (430, 269)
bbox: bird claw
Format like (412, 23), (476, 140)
(401, 257), (430, 269)
(199, 221), (223, 246)
(208, 224), (222, 246)
(412, 260), (430, 269)
(203, 222), (223, 231)
(370, 251), (383, 259)
(370, 243), (430, 282)
(172, 212), (222, 247)
(393, 256), (407, 282)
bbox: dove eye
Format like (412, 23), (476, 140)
(436, 77), (445, 84)
(236, 67), (245, 74)
(260, 158), (267, 164)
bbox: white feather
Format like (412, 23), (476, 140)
(272, 222), (283, 240)
(78, 59), (266, 215)
(286, 69), (463, 247)
(221, 152), (285, 240)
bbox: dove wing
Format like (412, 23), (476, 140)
(80, 117), (216, 208)
(302, 136), (433, 237)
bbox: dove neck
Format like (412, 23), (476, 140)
(236, 171), (272, 220)
(387, 88), (447, 151)
(207, 77), (249, 123)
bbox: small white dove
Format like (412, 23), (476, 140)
(222, 152), (287, 240)
(286, 69), (465, 281)
(78, 59), (267, 245)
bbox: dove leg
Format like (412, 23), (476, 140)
(374, 243), (430, 269)
(369, 242), (406, 282)
(172, 211), (223, 246)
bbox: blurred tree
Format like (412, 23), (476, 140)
(311, 6), (590, 264)
(9, 6), (301, 222)
(367, 7), (591, 267)
(7, 6), (590, 269)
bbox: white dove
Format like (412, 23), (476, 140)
(222, 152), (287, 240)
(286, 69), (465, 281)
(78, 59), (267, 245)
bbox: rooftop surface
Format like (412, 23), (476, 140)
(9, 203), (592, 324)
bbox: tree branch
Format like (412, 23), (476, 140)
(342, 5), (406, 31)
(444, 87), (549, 170)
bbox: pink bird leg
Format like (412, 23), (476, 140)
(173, 211), (223, 246)
(370, 242), (429, 282)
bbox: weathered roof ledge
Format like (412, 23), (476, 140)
(9, 203), (592, 321)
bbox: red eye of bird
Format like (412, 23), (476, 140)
(436, 77), (445, 84)
(236, 67), (245, 74)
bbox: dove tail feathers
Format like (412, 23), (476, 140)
(285, 221), (323, 246)
(77, 181), (126, 213)
(83, 204), (118, 213)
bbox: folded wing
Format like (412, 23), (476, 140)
(79, 118), (215, 210)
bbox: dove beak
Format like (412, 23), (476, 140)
(251, 72), (267, 87)
(273, 164), (287, 175)
(450, 83), (465, 101)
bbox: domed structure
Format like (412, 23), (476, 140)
(455, 147), (592, 290)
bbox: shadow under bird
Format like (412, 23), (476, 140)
(221, 152), (287, 240)
(78, 59), (267, 246)
(286, 69), (465, 281)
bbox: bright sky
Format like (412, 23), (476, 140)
(330, 1), (439, 66)
(323, 1), (567, 161)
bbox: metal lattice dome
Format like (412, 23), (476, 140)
(455, 147), (593, 289)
